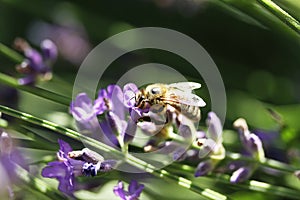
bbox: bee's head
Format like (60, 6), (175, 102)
(135, 89), (147, 108)
(146, 84), (163, 97)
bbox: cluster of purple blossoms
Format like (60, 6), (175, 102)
(42, 83), (150, 196)
(43, 81), (270, 197)
(14, 38), (57, 85)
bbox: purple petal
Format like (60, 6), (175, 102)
(57, 175), (75, 194)
(24, 48), (45, 72)
(94, 89), (107, 115)
(123, 118), (137, 144)
(128, 180), (138, 193)
(41, 161), (67, 178)
(129, 108), (143, 123)
(109, 85), (125, 119)
(58, 139), (72, 155)
(113, 181), (126, 199)
(40, 39), (57, 61)
(195, 160), (213, 177)
(18, 75), (36, 85)
(123, 83), (138, 108)
(230, 167), (252, 183)
(71, 93), (95, 122)
(129, 182), (144, 199)
(99, 120), (120, 146)
(206, 112), (222, 142)
(106, 111), (127, 136)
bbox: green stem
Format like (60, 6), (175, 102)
(0, 105), (227, 200)
(167, 164), (300, 199)
(0, 72), (71, 106)
(0, 42), (23, 63)
(257, 0), (300, 33)
(226, 152), (297, 173)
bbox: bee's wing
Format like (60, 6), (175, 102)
(168, 82), (201, 92)
(166, 82), (205, 107)
(165, 89), (206, 107)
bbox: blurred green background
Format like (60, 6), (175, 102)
(0, 0), (300, 199)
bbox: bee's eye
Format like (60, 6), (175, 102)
(150, 87), (161, 95)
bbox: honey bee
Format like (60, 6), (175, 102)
(135, 82), (206, 122)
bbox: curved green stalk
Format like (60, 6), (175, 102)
(0, 105), (228, 200)
(167, 164), (300, 199)
(0, 72), (71, 106)
(0, 42), (23, 63)
(257, 0), (300, 33)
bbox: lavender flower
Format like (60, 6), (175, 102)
(14, 38), (57, 85)
(233, 118), (265, 162)
(41, 139), (84, 195)
(113, 180), (144, 200)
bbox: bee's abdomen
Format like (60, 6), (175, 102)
(180, 104), (201, 122)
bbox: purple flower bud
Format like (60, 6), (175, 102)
(194, 160), (214, 177)
(206, 112), (222, 142)
(18, 74), (36, 85)
(40, 39), (57, 61)
(113, 180), (144, 200)
(230, 167), (252, 183)
(24, 48), (49, 73)
(234, 118), (265, 162)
